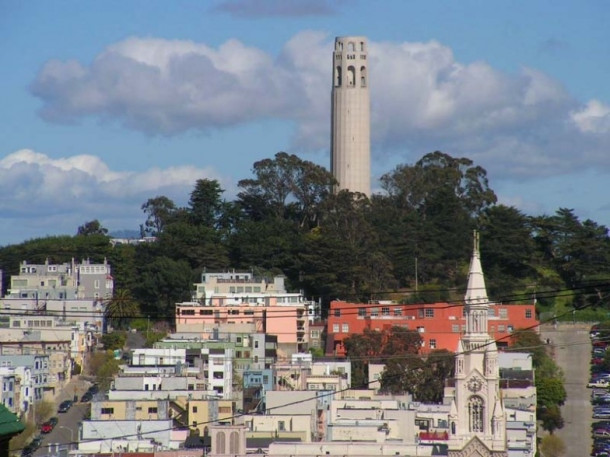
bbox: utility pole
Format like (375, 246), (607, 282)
(415, 257), (418, 293)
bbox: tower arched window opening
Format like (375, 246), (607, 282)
(348, 42), (355, 52)
(468, 396), (484, 433)
(360, 66), (367, 87)
(335, 66), (342, 87)
(347, 66), (355, 86)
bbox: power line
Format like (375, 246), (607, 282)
(18, 298), (603, 452)
(3, 282), (607, 322)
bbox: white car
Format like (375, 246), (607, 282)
(588, 379), (610, 388)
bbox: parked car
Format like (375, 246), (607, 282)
(58, 400), (73, 412)
(595, 429), (610, 438)
(30, 436), (43, 450)
(88, 384), (99, 395)
(80, 391), (93, 402)
(589, 379), (610, 388)
(41, 418), (57, 434)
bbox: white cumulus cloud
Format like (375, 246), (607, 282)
(30, 32), (610, 179)
(571, 100), (610, 134)
(0, 149), (224, 242)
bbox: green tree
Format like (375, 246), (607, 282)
(531, 208), (610, 289)
(478, 205), (536, 297)
(536, 377), (566, 409)
(101, 332), (127, 350)
(509, 329), (552, 371)
(237, 151), (335, 227)
(33, 400), (54, 424)
(145, 331), (167, 348)
(106, 243), (138, 291)
(104, 289), (140, 330)
(539, 404), (565, 434)
(188, 179), (225, 227)
(539, 434), (566, 457)
(379, 151), (497, 217)
(77, 219), (109, 236)
(96, 351), (121, 392)
(141, 196), (177, 236)
(159, 222), (229, 270)
(381, 349), (455, 402)
(378, 151), (494, 285)
(134, 256), (193, 318)
(344, 327), (422, 387)
(300, 192), (397, 302)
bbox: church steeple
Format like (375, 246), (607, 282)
(446, 231), (507, 457)
(463, 230), (493, 339)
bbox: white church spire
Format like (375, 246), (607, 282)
(465, 230), (489, 307)
(446, 231), (507, 457)
(463, 230), (491, 337)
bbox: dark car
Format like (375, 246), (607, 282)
(30, 436), (43, 450)
(80, 391), (93, 403)
(88, 384), (99, 395)
(58, 400), (73, 413)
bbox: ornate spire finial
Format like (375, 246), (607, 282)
(473, 230), (480, 256)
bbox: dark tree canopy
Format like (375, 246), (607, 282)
(188, 179), (224, 227)
(380, 151), (497, 217)
(77, 219), (108, 236)
(141, 196), (177, 236)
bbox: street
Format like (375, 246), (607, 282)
(540, 322), (592, 457)
(33, 376), (91, 457)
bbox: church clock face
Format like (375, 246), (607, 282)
(467, 377), (483, 393)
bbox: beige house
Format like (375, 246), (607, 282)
(91, 399), (171, 421)
(241, 414), (313, 442)
(188, 399), (234, 436)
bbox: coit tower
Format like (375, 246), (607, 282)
(331, 36), (371, 196)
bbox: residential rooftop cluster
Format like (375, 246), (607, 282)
(1, 232), (539, 457)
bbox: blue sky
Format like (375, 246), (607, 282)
(1, 0), (610, 245)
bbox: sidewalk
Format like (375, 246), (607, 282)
(57, 375), (92, 403)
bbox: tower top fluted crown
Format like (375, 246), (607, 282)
(333, 36), (368, 54)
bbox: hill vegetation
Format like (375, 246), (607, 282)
(1, 150), (609, 323)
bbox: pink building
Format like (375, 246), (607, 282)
(175, 294), (309, 355)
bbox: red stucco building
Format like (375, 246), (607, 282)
(326, 300), (538, 356)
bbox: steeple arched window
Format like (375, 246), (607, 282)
(335, 66), (342, 87)
(468, 396), (484, 433)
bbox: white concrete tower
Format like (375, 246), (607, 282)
(331, 36), (371, 196)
